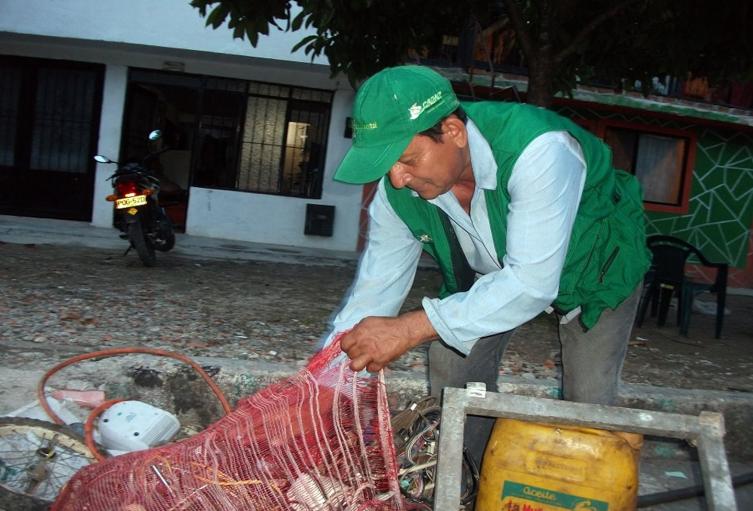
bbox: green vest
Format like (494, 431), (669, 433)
(385, 101), (651, 329)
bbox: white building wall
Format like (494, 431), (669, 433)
(0, 0), (364, 252)
(0, 0), (327, 66)
(91, 65), (128, 229)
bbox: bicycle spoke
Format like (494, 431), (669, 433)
(0, 418), (93, 504)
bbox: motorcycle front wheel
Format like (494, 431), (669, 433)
(128, 221), (156, 267)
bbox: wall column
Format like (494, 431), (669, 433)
(91, 64), (128, 228)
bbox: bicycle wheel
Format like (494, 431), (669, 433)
(0, 417), (94, 510)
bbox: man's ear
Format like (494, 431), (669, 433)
(442, 116), (468, 148)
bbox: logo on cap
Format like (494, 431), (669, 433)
(407, 91), (444, 120)
(408, 104), (422, 120)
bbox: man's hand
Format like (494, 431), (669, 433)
(340, 310), (437, 372)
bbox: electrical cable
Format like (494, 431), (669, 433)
(83, 399), (124, 462)
(391, 396), (479, 508)
(37, 347), (233, 463)
(37, 347), (232, 426)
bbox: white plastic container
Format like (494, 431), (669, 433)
(98, 400), (180, 452)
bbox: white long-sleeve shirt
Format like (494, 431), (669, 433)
(328, 119), (587, 355)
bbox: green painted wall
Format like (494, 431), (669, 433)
(556, 106), (753, 268)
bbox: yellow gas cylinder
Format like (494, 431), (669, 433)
(475, 419), (642, 511)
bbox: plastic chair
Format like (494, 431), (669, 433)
(636, 235), (728, 338)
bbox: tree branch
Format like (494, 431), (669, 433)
(505, 0), (535, 62)
(538, 0), (553, 57)
(553, 0), (642, 65)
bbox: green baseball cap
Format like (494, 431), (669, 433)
(334, 65), (459, 184)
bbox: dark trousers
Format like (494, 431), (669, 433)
(428, 286), (642, 467)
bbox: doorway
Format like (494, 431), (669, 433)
(121, 72), (200, 231)
(0, 56), (103, 220)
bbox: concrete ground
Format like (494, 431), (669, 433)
(1, 214), (752, 509)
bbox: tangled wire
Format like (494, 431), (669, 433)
(391, 397), (479, 510)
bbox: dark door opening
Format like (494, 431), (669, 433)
(121, 74), (199, 232)
(0, 56), (103, 221)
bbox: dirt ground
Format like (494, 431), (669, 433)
(1, 241), (752, 396)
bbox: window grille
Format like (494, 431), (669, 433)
(0, 68), (21, 167)
(233, 84), (332, 198)
(30, 68), (98, 173)
(125, 69), (333, 199)
(0, 56), (103, 220)
(238, 96), (287, 193)
(0, 64), (98, 172)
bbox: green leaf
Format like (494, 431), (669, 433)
(291, 34), (318, 52)
(206, 3), (230, 29)
(291, 10), (306, 31)
(189, 0), (208, 16)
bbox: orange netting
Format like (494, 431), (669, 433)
(53, 338), (403, 510)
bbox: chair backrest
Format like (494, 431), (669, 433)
(646, 235), (705, 285)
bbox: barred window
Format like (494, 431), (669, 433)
(30, 68), (98, 172)
(234, 89), (331, 198)
(238, 96), (287, 193)
(0, 63), (98, 172)
(237, 96), (329, 197)
(125, 69), (333, 199)
(0, 67), (21, 167)
(0, 56), (103, 221)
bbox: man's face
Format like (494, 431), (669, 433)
(387, 119), (469, 200)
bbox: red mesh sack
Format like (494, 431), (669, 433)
(53, 338), (403, 510)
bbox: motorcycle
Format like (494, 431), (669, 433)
(94, 130), (176, 266)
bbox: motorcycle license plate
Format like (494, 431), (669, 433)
(115, 195), (147, 209)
